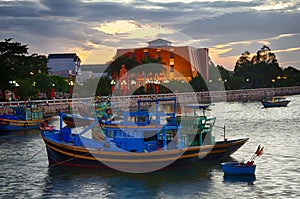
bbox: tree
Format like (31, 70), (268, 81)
(234, 51), (252, 76)
(48, 76), (69, 93)
(189, 73), (208, 92)
(0, 38), (49, 100)
(0, 38), (28, 90)
(15, 78), (39, 100)
(283, 66), (300, 86)
(232, 45), (285, 89)
(96, 76), (111, 96)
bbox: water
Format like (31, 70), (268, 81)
(1, 95), (300, 198)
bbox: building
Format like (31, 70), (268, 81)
(47, 53), (81, 78)
(116, 38), (210, 83)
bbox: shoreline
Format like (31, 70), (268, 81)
(1, 86), (299, 115)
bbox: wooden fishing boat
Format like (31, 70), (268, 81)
(41, 97), (248, 173)
(260, 96), (290, 108)
(0, 105), (50, 132)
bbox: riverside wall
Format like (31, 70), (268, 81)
(1, 86), (300, 115)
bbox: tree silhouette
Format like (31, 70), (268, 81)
(232, 45), (285, 88)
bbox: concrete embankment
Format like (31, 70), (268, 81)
(1, 86), (300, 115)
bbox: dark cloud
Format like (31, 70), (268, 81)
(176, 11), (300, 45)
(0, 1), (40, 17)
(0, 0), (299, 68)
(38, 0), (82, 16)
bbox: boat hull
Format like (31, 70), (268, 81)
(221, 162), (256, 175)
(261, 100), (290, 108)
(41, 132), (248, 172)
(0, 119), (46, 132)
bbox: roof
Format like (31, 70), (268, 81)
(147, 38), (172, 47)
(48, 53), (80, 60)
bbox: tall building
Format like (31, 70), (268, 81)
(47, 53), (81, 78)
(116, 38), (210, 82)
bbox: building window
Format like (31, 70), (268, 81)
(169, 59), (174, 66)
(170, 48), (174, 58)
(157, 48), (161, 59)
(144, 49), (149, 58)
(170, 64), (174, 72)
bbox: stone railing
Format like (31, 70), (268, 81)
(1, 86), (299, 115)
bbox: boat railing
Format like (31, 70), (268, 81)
(178, 116), (216, 146)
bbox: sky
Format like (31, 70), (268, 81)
(1, 0), (300, 71)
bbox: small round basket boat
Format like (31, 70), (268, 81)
(221, 162), (256, 175)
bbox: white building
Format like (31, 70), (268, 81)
(47, 53), (81, 77)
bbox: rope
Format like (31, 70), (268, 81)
(26, 148), (44, 161)
(49, 157), (77, 168)
(48, 151), (91, 168)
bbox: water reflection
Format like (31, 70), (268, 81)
(223, 174), (256, 184)
(41, 161), (221, 198)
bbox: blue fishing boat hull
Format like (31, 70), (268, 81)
(221, 162), (256, 175)
(0, 106), (50, 132)
(41, 130), (248, 172)
(0, 117), (45, 132)
(0, 122), (39, 132)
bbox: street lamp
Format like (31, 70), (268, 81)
(271, 79), (275, 88)
(50, 83), (55, 99)
(8, 80), (17, 101)
(121, 80), (127, 95)
(69, 80), (74, 97)
(154, 80), (160, 94)
(130, 80), (136, 92)
(246, 78), (250, 89)
(110, 79), (116, 94)
(163, 79), (169, 84)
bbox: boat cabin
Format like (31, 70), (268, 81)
(58, 98), (217, 153)
(12, 105), (44, 121)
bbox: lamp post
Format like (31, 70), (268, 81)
(271, 79), (275, 88)
(9, 80), (16, 90)
(163, 79), (169, 93)
(246, 78), (250, 89)
(130, 80), (136, 92)
(69, 80), (74, 97)
(145, 79), (150, 92)
(110, 79), (116, 94)
(121, 80), (127, 95)
(50, 83), (55, 99)
(9, 80), (18, 101)
(154, 80), (160, 94)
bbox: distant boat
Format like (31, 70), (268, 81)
(0, 105), (50, 132)
(41, 97), (248, 172)
(260, 96), (290, 108)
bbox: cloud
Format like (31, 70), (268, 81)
(0, 0), (299, 69)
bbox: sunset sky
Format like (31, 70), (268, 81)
(1, 0), (300, 70)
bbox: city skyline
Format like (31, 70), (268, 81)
(1, 0), (300, 70)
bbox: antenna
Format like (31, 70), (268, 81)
(158, 23), (161, 38)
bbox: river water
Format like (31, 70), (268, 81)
(0, 95), (299, 198)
